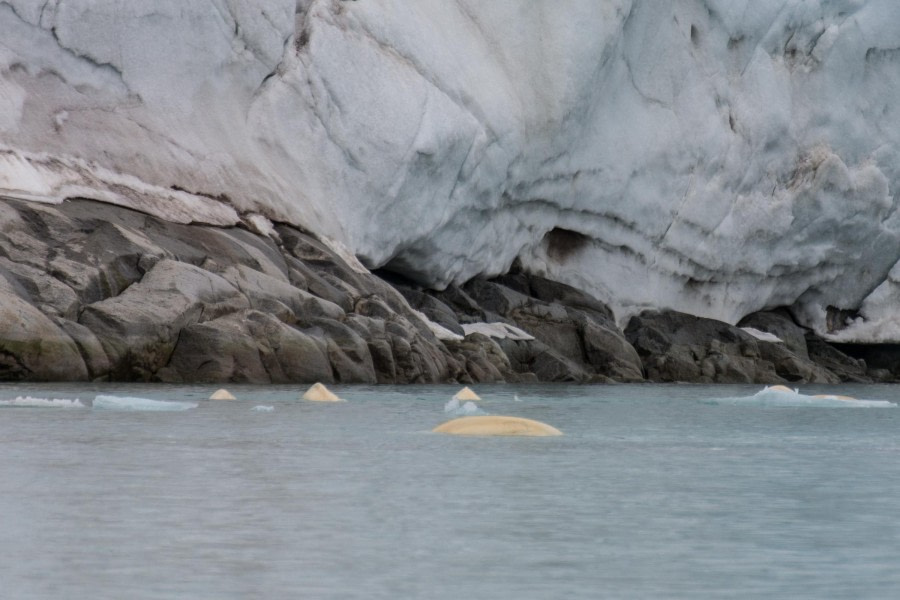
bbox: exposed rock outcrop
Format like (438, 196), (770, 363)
(0, 197), (644, 384)
(395, 274), (644, 383)
(626, 309), (866, 384)
(0, 198), (461, 383)
(0, 197), (895, 385)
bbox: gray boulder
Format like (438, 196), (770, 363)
(755, 340), (841, 384)
(392, 285), (465, 336)
(625, 310), (782, 383)
(80, 260), (250, 379)
(460, 277), (643, 382)
(307, 318), (377, 383)
(577, 313), (644, 382)
(159, 311), (334, 383)
(54, 318), (111, 380)
(442, 333), (511, 383)
(0, 258), (80, 320)
(805, 334), (871, 382)
(738, 310), (810, 358)
(0, 286), (88, 381)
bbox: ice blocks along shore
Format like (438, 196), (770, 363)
(0, 395), (199, 411)
(92, 395), (198, 412)
(0, 396), (85, 409)
(712, 386), (895, 408)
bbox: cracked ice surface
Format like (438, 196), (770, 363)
(3, 1), (900, 340)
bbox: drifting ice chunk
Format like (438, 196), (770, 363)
(714, 386), (894, 408)
(252, 405), (274, 412)
(92, 395), (198, 411)
(0, 396), (85, 409)
(444, 397), (484, 416)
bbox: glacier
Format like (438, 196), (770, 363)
(2, 0), (900, 341)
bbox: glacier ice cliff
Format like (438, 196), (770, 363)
(3, 0), (900, 341)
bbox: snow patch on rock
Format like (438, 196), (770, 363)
(740, 327), (784, 344)
(413, 310), (464, 342)
(462, 322), (535, 341)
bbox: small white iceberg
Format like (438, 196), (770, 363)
(444, 397), (484, 416)
(714, 385), (894, 408)
(92, 395), (198, 412)
(0, 396), (85, 409)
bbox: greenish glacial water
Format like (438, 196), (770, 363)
(1, 383), (899, 599)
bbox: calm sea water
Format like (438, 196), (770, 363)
(2, 383), (899, 599)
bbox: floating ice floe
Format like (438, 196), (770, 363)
(0, 396), (85, 409)
(444, 397), (483, 416)
(714, 386), (895, 408)
(92, 395), (198, 412)
(252, 405), (274, 412)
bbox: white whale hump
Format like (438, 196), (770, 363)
(452, 387), (481, 402)
(302, 382), (342, 402)
(209, 388), (237, 400)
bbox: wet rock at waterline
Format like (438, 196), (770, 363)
(625, 310), (870, 384)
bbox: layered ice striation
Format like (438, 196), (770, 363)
(3, 1), (900, 340)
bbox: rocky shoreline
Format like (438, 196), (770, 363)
(0, 198), (893, 384)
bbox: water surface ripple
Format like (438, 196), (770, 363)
(1, 383), (898, 599)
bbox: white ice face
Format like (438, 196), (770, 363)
(2, 1), (900, 340)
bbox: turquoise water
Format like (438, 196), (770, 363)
(1, 383), (899, 599)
